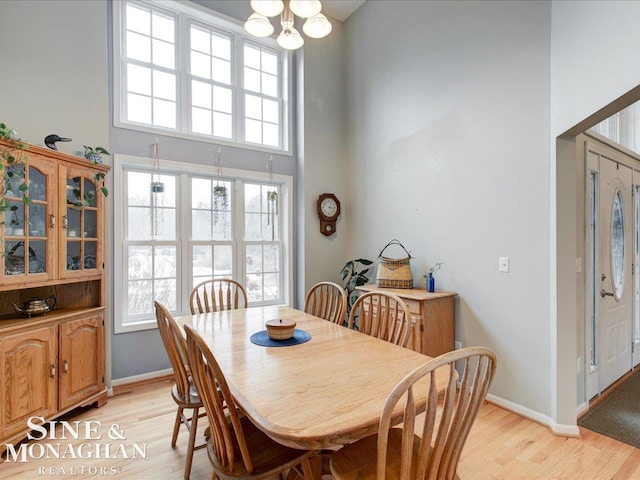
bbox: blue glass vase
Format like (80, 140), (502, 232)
(426, 273), (435, 292)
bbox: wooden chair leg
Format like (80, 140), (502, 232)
(301, 457), (317, 480)
(171, 406), (183, 448)
(184, 406), (199, 480)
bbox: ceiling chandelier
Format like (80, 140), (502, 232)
(244, 0), (332, 50)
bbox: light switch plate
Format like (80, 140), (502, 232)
(499, 257), (510, 273)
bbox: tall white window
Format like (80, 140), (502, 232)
(114, 155), (292, 333)
(189, 24), (234, 138)
(125, 171), (179, 319)
(123, 2), (177, 128)
(114, 0), (290, 153)
(243, 44), (281, 148)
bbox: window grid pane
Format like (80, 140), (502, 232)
(124, 2), (177, 129)
(125, 168), (179, 321)
(245, 244), (281, 303)
(192, 243), (234, 287)
(189, 23), (234, 139)
(126, 244), (178, 315)
(243, 182), (281, 304)
(191, 177), (232, 240)
(242, 43), (281, 148)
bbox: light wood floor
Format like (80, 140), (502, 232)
(2, 378), (640, 479)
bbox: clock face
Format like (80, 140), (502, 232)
(320, 197), (338, 218)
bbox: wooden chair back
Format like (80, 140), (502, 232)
(347, 291), (412, 347)
(378, 347), (496, 480)
(154, 301), (191, 402)
(184, 323), (255, 474)
(304, 281), (347, 324)
(190, 278), (248, 314)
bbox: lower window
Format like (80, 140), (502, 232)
(114, 154), (291, 333)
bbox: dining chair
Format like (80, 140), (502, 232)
(190, 279), (248, 314)
(329, 347), (497, 480)
(304, 281), (347, 324)
(154, 301), (207, 480)
(183, 323), (317, 480)
(347, 291), (413, 347)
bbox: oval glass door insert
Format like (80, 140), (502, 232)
(612, 189), (625, 299)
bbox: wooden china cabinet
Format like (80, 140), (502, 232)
(0, 141), (109, 451)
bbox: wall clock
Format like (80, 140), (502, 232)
(317, 193), (341, 236)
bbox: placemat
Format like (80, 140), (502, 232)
(250, 329), (311, 347)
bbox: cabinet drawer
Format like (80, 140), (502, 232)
(403, 298), (422, 316)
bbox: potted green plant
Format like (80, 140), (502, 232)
(83, 145), (110, 164)
(212, 149), (229, 227)
(340, 258), (374, 322)
(81, 146), (110, 198)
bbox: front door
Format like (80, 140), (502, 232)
(597, 155), (633, 392)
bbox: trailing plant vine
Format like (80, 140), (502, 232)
(213, 148), (229, 230)
(266, 156), (278, 241)
(0, 122), (30, 223)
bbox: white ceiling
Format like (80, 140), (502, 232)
(322, 0), (366, 22)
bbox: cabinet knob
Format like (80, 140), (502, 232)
(50, 364), (56, 378)
(63, 360), (69, 374)
(49, 214), (55, 228)
(63, 215), (68, 230)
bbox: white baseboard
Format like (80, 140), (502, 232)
(576, 401), (588, 417)
(487, 393), (581, 437)
(109, 368), (173, 395)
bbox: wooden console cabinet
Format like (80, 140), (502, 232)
(357, 285), (456, 357)
(0, 141), (109, 451)
(0, 309), (106, 444)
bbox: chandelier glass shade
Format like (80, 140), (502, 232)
(244, 13), (274, 37)
(244, 0), (332, 50)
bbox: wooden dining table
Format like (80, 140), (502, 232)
(176, 305), (448, 478)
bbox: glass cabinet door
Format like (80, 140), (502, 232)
(61, 168), (102, 278)
(2, 159), (56, 282)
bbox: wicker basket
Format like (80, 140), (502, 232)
(376, 239), (414, 288)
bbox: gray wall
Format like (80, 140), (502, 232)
(0, 0), (109, 153)
(298, 20), (348, 305)
(342, 0), (552, 416)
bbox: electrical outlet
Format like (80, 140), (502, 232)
(454, 341), (462, 350)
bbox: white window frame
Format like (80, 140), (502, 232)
(113, 153), (294, 333)
(112, 0), (292, 155)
